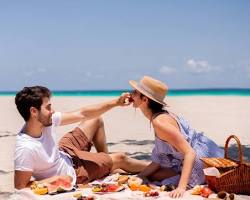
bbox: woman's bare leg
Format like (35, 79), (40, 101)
(148, 167), (178, 181)
(109, 152), (150, 173)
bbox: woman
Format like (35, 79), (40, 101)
(128, 76), (224, 198)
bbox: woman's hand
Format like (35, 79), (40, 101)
(169, 187), (186, 198)
(116, 92), (132, 106)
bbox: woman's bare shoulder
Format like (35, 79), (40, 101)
(152, 114), (178, 129)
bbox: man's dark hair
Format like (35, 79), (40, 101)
(15, 86), (51, 121)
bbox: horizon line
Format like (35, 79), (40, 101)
(0, 87), (250, 93)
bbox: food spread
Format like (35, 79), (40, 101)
(30, 173), (236, 199)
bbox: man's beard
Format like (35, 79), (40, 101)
(38, 115), (52, 127)
(43, 121), (52, 127)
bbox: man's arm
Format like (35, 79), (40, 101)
(15, 170), (73, 190)
(14, 170), (32, 189)
(60, 94), (130, 126)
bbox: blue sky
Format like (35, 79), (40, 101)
(0, 0), (250, 90)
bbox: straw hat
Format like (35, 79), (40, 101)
(129, 76), (168, 105)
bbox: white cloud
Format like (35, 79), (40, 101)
(186, 59), (219, 74)
(83, 71), (104, 78)
(159, 66), (177, 75)
(24, 67), (47, 77)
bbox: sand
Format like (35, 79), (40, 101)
(0, 95), (249, 199)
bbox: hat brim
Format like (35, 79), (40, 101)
(129, 80), (167, 106)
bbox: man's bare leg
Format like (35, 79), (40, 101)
(77, 118), (149, 173)
(109, 152), (149, 173)
(92, 118), (108, 153)
(77, 117), (108, 153)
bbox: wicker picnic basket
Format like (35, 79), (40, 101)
(200, 135), (250, 194)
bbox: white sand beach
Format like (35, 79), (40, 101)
(0, 95), (249, 199)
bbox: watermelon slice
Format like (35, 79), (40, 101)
(47, 177), (73, 194)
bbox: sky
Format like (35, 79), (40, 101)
(0, 0), (250, 91)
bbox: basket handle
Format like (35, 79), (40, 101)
(224, 135), (243, 164)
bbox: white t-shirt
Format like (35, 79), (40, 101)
(14, 112), (76, 184)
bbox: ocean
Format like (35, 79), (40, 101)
(0, 89), (250, 96)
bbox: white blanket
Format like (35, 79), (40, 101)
(8, 188), (250, 200)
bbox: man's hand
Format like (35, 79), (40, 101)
(116, 92), (132, 106)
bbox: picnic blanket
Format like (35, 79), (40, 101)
(8, 173), (250, 200)
(8, 188), (250, 200)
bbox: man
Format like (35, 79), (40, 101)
(14, 86), (148, 189)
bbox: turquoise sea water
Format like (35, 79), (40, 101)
(1, 89), (250, 96)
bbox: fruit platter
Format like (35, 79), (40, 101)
(87, 174), (160, 197)
(90, 183), (125, 193)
